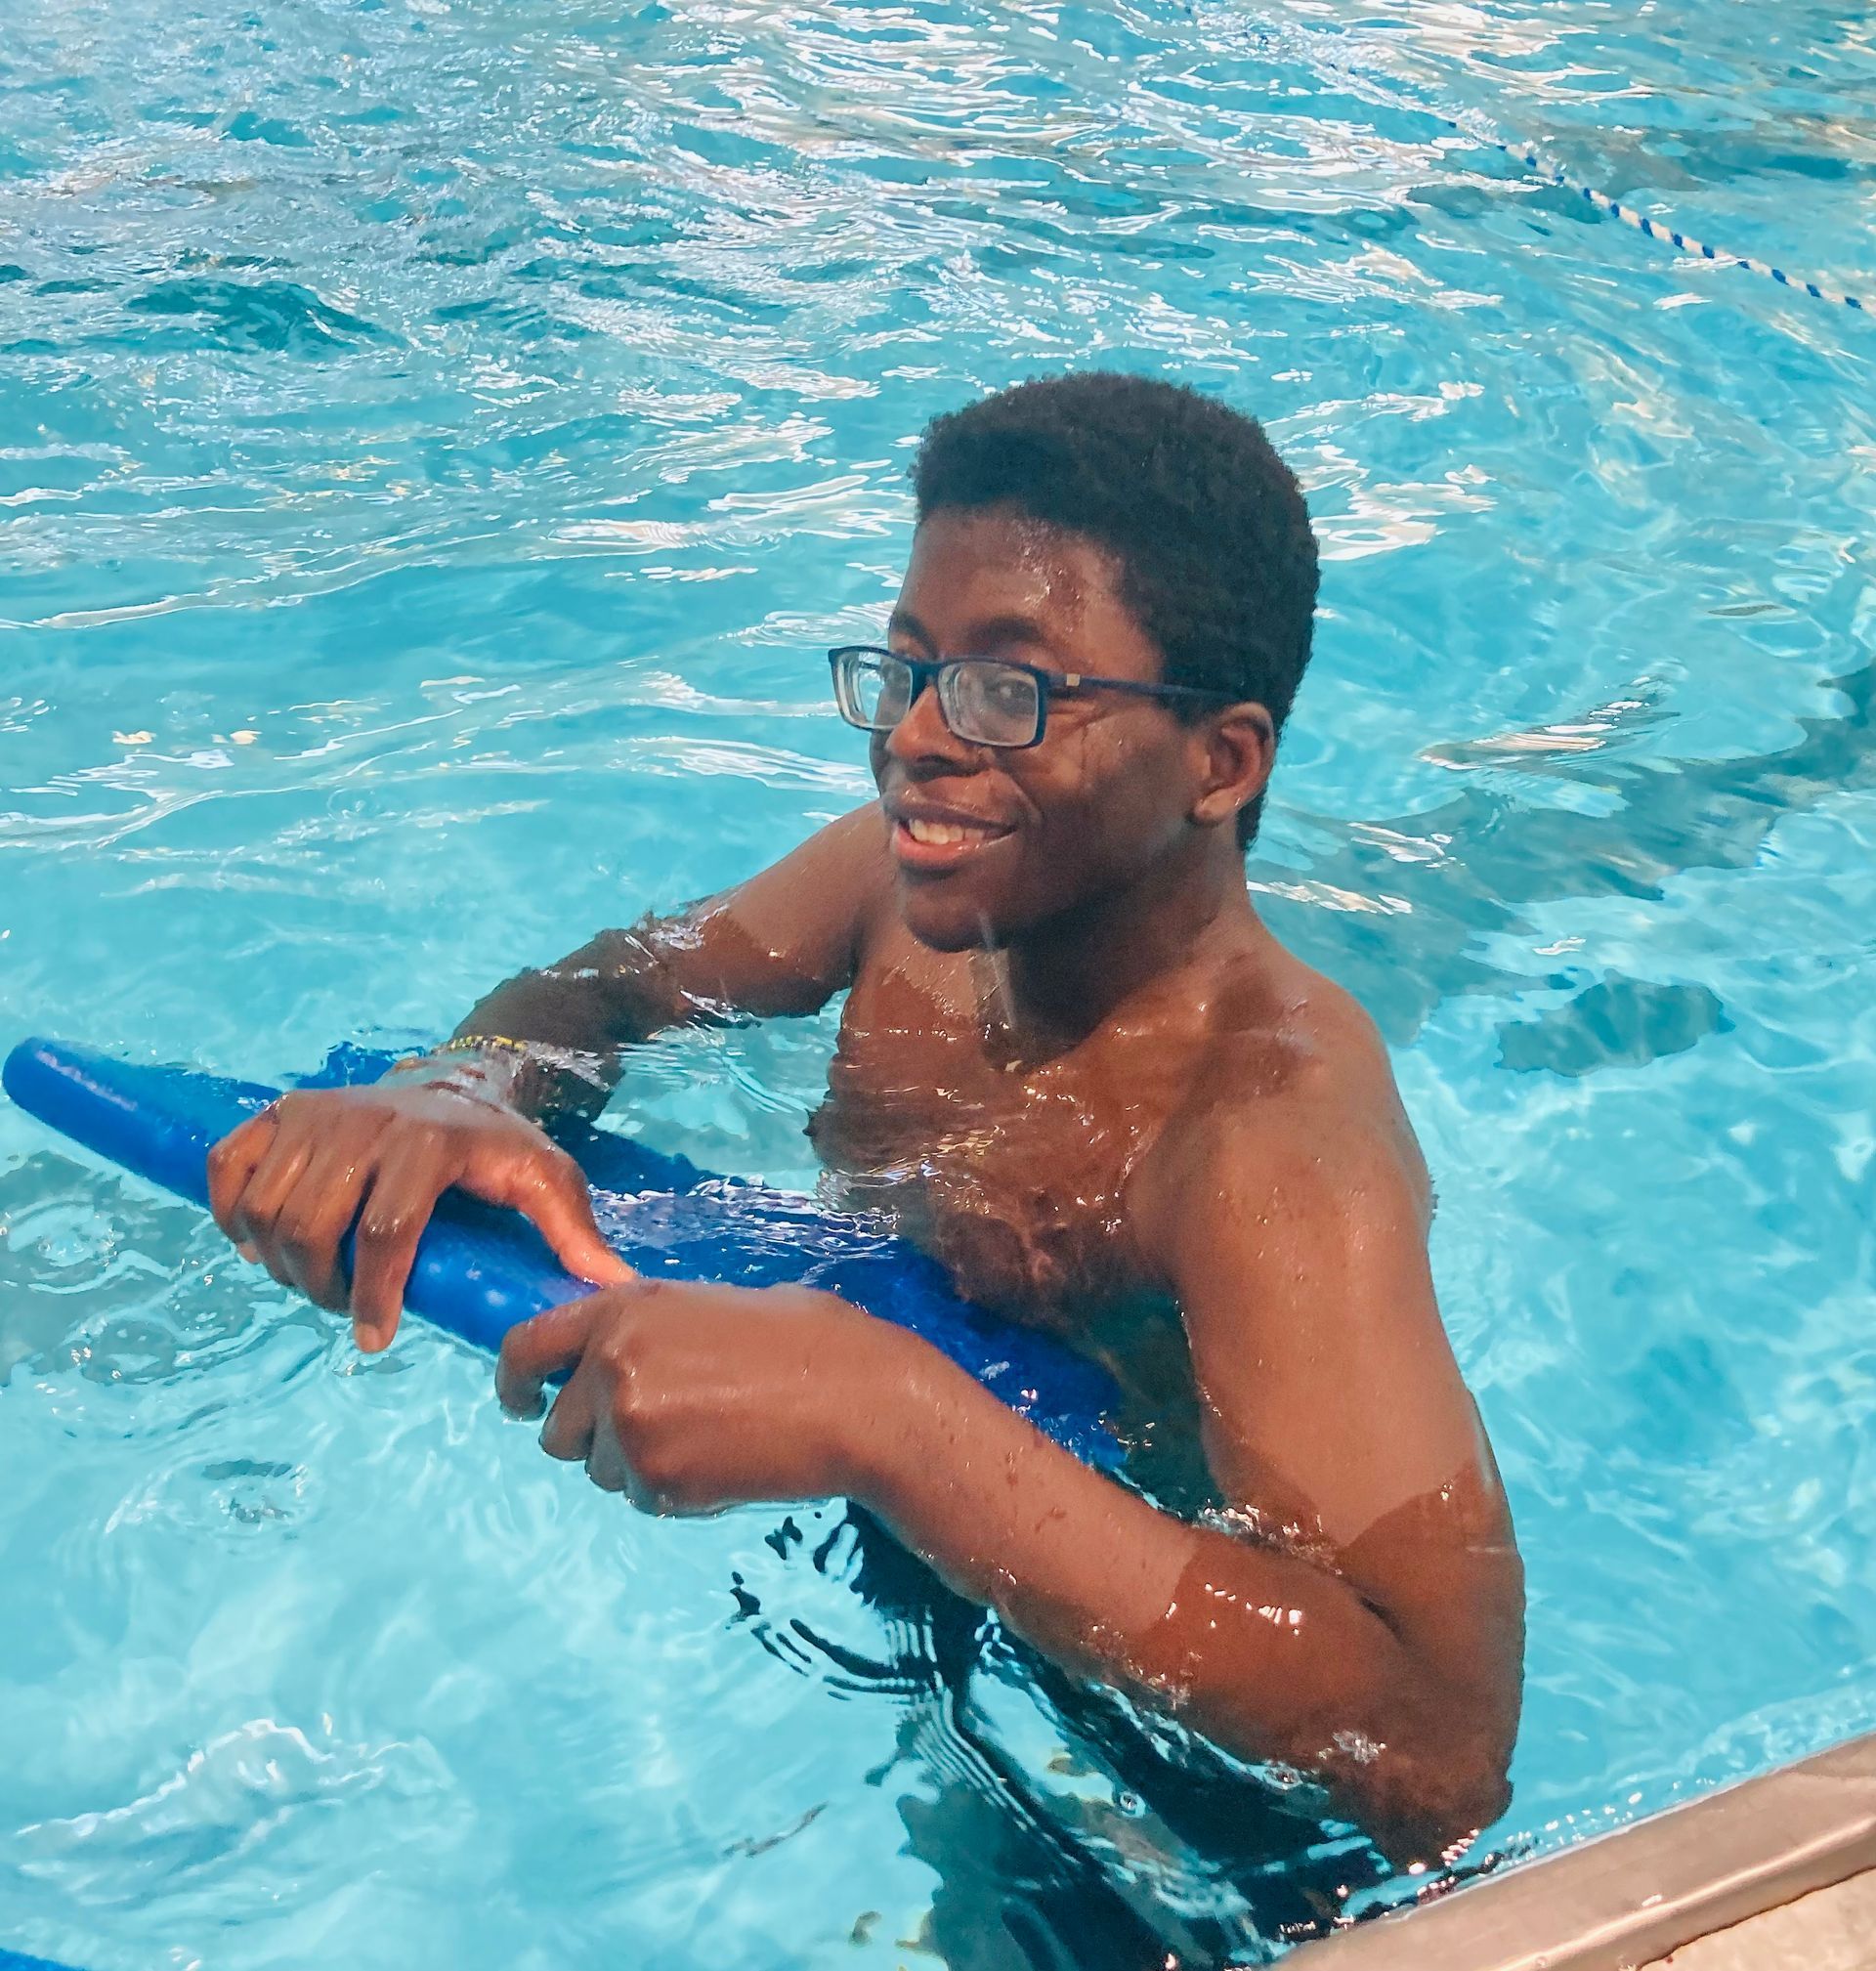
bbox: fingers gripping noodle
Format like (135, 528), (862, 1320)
(2, 1039), (1124, 1470)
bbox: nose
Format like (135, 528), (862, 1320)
(881, 672), (977, 771)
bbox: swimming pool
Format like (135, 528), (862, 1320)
(2, 0), (1873, 1961)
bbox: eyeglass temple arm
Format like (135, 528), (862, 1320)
(1065, 674), (1232, 703)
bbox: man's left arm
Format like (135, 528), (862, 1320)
(858, 1109), (1521, 1857)
(497, 1111), (1521, 1860)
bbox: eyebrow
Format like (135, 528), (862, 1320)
(888, 606), (1059, 656)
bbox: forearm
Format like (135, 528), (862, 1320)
(414, 816), (875, 1121)
(858, 1351), (1491, 1856)
(417, 921), (704, 1123)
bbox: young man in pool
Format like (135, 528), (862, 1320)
(206, 371), (1523, 1863)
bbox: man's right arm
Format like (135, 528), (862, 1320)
(206, 806), (888, 1350)
(433, 802), (890, 1121)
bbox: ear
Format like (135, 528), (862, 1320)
(1188, 702), (1275, 833)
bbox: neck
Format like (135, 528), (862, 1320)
(987, 834), (1261, 1050)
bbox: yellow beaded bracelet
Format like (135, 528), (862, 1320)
(436, 1033), (536, 1061)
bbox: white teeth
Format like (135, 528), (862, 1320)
(905, 817), (988, 847)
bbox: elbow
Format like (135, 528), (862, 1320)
(1351, 1722), (1515, 1868)
(1345, 1610), (1525, 1865)
(1368, 1760), (1512, 1870)
(1202, 1685), (1515, 1866)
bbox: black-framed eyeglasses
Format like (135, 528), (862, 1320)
(827, 645), (1231, 751)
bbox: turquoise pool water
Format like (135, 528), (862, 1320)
(2, 0), (1873, 1962)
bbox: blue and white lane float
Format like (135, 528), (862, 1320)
(1444, 115), (1869, 314)
(1232, 10), (1871, 318)
(1, 1038), (1123, 1469)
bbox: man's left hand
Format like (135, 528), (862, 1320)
(495, 1278), (919, 1514)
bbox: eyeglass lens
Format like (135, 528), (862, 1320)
(842, 652), (1040, 747)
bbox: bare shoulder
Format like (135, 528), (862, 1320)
(1140, 942), (1429, 1241)
(1132, 940), (1507, 1563)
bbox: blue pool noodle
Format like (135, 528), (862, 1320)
(2, 1038), (1122, 1469)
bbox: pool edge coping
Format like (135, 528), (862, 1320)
(1291, 1729), (1876, 1970)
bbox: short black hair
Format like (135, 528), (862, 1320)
(912, 370), (1318, 847)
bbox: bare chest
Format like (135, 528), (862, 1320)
(805, 971), (1172, 1324)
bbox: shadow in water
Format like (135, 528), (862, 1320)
(1259, 656), (1875, 1048)
(741, 1508), (1411, 1968)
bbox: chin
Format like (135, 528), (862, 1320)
(896, 879), (1011, 953)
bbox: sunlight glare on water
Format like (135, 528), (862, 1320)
(2, 0), (1875, 1963)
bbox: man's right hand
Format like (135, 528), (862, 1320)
(206, 1077), (632, 1352)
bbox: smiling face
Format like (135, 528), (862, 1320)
(872, 505), (1224, 953)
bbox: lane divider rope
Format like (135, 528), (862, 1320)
(1439, 115), (1869, 315)
(1235, 11), (1870, 318)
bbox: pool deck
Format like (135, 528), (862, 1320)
(1642, 1868), (1876, 1969)
(1293, 1730), (1876, 1970)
